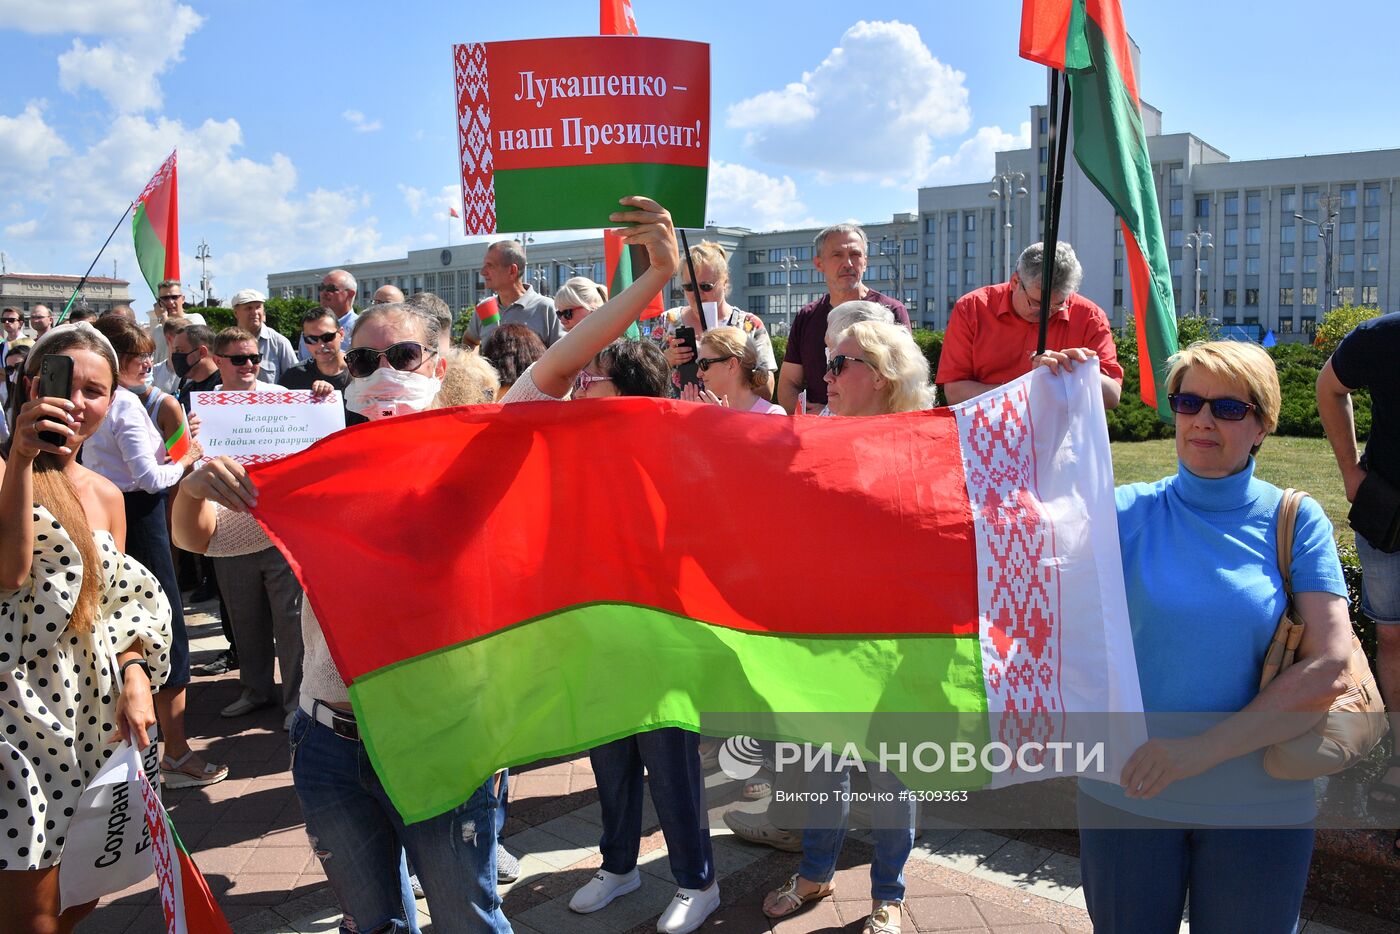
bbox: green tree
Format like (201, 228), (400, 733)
(264, 296), (321, 342)
(1313, 304), (1382, 357)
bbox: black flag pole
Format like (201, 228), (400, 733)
(1036, 67), (1073, 355)
(677, 228), (705, 334)
(58, 201), (135, 325)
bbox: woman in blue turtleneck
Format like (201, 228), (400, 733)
(1077, 341), (1353, 934)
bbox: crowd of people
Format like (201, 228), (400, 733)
(0, 196), (1394, 934)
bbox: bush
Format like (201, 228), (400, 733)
(1104, 326), (1173, 441)
(264, 296), (322, 342)
(911, 328), (943, 383)
(1314, 304), (1383, 357)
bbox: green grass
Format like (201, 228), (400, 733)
(1110, 436), (1354, 548)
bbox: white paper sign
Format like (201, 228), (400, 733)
(701, 300), (719, 330)
(192, 390), (346, 465)
(59, 740), (161, 911)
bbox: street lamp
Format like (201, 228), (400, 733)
(1296, 195), (1340, 316)
(1184, 226), (1213, 317)
(195, 240), (212, 306)
(778, 254), (800, 332)
(989, 171), (1028, 283)
(878, 235), (903, 310)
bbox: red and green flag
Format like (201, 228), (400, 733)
(605, 229), (663, 338)
(473, 295), (501, 331)
(600, 0), (638, 35)
(164, 421), (192, 462)
(138, 771), (233, 934)
(249, 366), (1144, 824)
(1021, 0), (1177, 417)
(132, 150), (181, 301)
(454, 36), (709, 234)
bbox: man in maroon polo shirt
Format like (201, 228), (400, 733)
(937, 241), (1123, 408)
(777, 223), (910, 415)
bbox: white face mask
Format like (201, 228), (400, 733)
(345, 366), (441, 421)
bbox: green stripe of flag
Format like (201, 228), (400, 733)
(132, 203), (167, 297)
(494, 164), (707, 233)
(350, 601), (989, 824)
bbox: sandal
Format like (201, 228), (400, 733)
(1367, 758), (1400, 811)
(161, 750), (230, 789)
(742, 769), (772, 801)
(762, 873), (834, 919)
(864, 901), (902, 934)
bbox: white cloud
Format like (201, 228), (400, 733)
(343, 109), (382, 134)
(726, 20), (971, 185)
(707, 160), (818, 231)
(3, 219), (37, 238)
(921, 122), (1033, 185)
(0, 0), (206, 113)
(399, 184), (427, 215)
(0, 103), (70, 179)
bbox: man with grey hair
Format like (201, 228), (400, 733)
(301, 268), (359, 359)
(777, 223), (909, 414)
(373, 283), (405, 304)
(467, 239), (563, 347)
(937, 240), (1122, 408)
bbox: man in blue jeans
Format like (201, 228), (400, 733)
(1318, 310), (1400, 815)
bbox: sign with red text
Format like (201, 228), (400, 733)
(455, 36), (709, 234)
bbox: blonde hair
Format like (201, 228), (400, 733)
(826, 300), (894, 345)
(1166, 340), (1280, 435)
(686, 241), (730, 297)
(554, 277), (607, 312)
(840, 320), (934, 414)
(431, 347), (500, 408)
(699, 326), (765, 393)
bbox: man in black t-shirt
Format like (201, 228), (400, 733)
(173, 323), (222, 412)
(1318, 310), (1400, 808)
(282, 308), (351, 393)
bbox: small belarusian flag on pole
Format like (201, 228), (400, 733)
(132, 150), (180, 301)
(164, 421), (192, 462)
(138, 770), (233, 934)
(449, 205), (460, 218)
(601, 0), (638, 35)
(1020, 0), (1177, 418)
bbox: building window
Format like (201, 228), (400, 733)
(768, 248), (785, 262)
(1301, 287), (1318, 306)
(1246, 257), (1261, 275)
(1362, 285), (1379, 303)
(1245, 289), (1260, 307)
(925, 243), (937, 259)
(1364, 221), (1380, 239)
(1341, 186), (1357, 207)
(1279, 224), (1295, 244)
(795, 245), (812, 260)
(1170, 229), (1184, 247)
(925, 269), (937, 286)
(1339, 286), (1355, 305)
(947, 269), (958, 287)
(1039, 116), (1048, 134)
(1224, 194), (1239, 215)
(1340, 253), (1355, 272)
(1196, 197), (1209, 217)
(947, 214), (958, 233)
(1280, 190), (1296, 213)
(904, 238), (918, 254)
(1279, 255), (1295, 274)
(1223, 288), (1237, 307)
(1302, 254), (1318, 274)
(965, 268), (976, 285)
(767, 270), (785, 285)
(1362, 252), (1379, 271)
(748, 272), (764, 287)
(1364, 185), (1381, 207)
(1040, 145), (1048, 163)
(1247, 227), (1261, 245)
(1300, 316), (1317, 334)
(1224, 228), (1239, 246)
(1339, 222), (1356, 240)
(1169, 166), (1184, 186)
(1280, 287), (1294, 306)
(964, 214), (976, 232)
(1113, 288), (1123, 307)
(1279, 318), (1294, 334)
(1303, 188), (1319, 211)
(1246, 192), (1261, 214)
(1170, 198), (1183, 216)
(947, 242), (957, 260)
(748, 250), (764, 264)
(1170, 258), (1183, 277)
(904, 262), (917, 280)
(1225, 257), (1239, 275)
(750, 294), (766, 314)
(925, 217), (938, 233)
(1114, 258), (1124, 276)
(964, 241), (976, 258)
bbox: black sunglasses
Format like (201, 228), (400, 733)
(825, 354), (874, 377)
(318, 284), (344, 293)
(696, 355), (733, 372)
(1167, 393), (1257, 421)
(2, 317), (21, 324)
(345, 341), (436, 378)
(158, 294), (183, 303)
(217, 352), (263, 366)
(304, 331), (340, 344)
(557, 307), (581, 322)
(681, 282), (717, 292)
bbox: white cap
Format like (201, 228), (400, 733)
(183, 312), (207, 325)
(230, 288), (266, 307)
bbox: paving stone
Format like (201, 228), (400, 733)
(905, 894), (990, 930)
(518, 893), (624, 934)
(968, 840), (1053, 887)
(926, 829), (1011, 874)
(506, 825), (596, 870)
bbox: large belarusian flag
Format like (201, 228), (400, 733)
(249, 365), (1144, 823)
(132, 150), (180, 299)
(1021, 0), (1177, 418)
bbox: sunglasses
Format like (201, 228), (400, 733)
(217, 353), (263, 366)
(681, 282), (717, 292)
(158, 294), (183, 303)
(825, 354), (874, 377)
(318, 284), (344, 293)
(696, 355), (733, 372)
(572, 370), (613, 394)
(2, 317), (21, 324)
(304, 331), (340, 344)
(557, 307), (582, 322)
(345, 341), (435, 378)
(1167, 393), (1258, 421)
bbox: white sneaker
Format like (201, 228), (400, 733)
(569, 868), (641, 913)
(657, 882), (720, 933)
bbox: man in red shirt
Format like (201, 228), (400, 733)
(936, 241), (1123, 408)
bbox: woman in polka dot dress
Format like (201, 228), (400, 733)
(0, 323), (171, 933)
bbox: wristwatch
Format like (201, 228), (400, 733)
(120, 657), (152, 681)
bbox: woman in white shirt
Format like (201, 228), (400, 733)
(85, 316), (223, 790)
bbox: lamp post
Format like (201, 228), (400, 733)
(1184, 226), (1213, 317)
(988, 171), (1028, 282)
(778, 254), (800, 332)
(1296, 195), (1340, 316)
(195, 239), (212, 306)
(878, 235), (903, 310)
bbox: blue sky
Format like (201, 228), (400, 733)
(1, 0), (1396, 305)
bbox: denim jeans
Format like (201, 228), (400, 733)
(289, 709), (511, 933)
(589, 727), (714, 889)
(797, 764), (915, 902)
(1077, 790), (1312, 934)
(1356, 534), (1400, 624)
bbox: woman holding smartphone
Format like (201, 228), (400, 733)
(0, 323), (171, 933)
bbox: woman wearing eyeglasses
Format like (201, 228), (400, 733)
(172, 197), (682, 934)
(680, 326), (785, 415)
(650, 240), (776, 399)
(763, 318), (932, 934)
(1076, 341), (1352, 933)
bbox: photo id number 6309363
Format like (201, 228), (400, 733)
(899, 790), (969, 803)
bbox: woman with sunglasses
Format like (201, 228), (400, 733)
(763, 318), (932, 934)
(553, 277), (607, 333)
(680, 326), (784, 415)
(172, 196), (681, 934)
(1076, 341), (1352, 933)
(650, 240), (776, 399)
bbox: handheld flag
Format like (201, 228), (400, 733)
(474, 296), (500, 330)
(132, 150), (181, 300)
(139, 770), (234, 934)
(1020, 0), (1177, 418)
(605, 229), (664, 322)
(164, 421), (192, 462)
